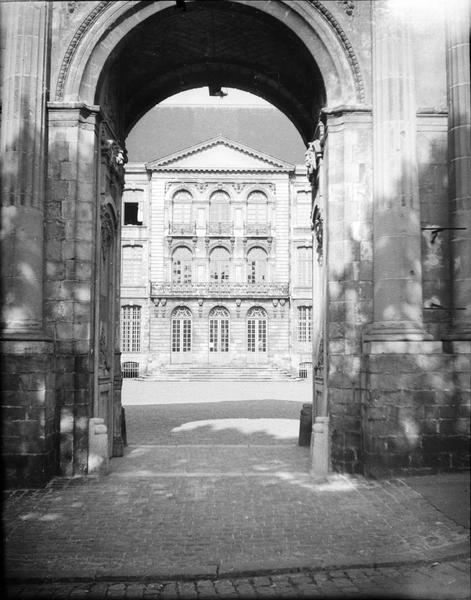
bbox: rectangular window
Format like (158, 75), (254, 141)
(297, 306), (312, 342)
(121, 305), (141, 352)
(247, 319), (256, 352)
(124, 202), (143, 225)
(220, 319), (229, 352)
(297, 246), (313, 286)
(122, 245), (144, 285)
(296, 193), (311, 227)
(182, 319), (192, 352)
(172, 319), (181, 352)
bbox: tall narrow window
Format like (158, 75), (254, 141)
(172, 190), (193, 223)
(210, 246), (230, 282)
(122, 245), (144, 285)
(247, 306), (267, 353)
(296, 191), (311, 227)
(297, 306), (312, 342)
(172, 246), (192, 283)
(297, 246), (313, 286)
(209, 191), (231, 223)
(209, 306), (230, 353)
(121, 305), (141, 352)
(247, 247), (268, 284)
(171, 307), (192, 352)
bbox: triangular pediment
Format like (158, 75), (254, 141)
(145, 136), (294, 172)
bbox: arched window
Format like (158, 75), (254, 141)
(209, 306), (230, 353)
(297, 306), (312, 342)
(122, 245), (144, 285)
(171, 306), (192, 353)
(172, 246), (192, 283)
(247, 306), (267, 353)
(209, 190), (230, 223)
(172, 190), (193, 223)
(247, 190), (268, 224)
(210, 246), (230, 282)
(121, 305), (141, 352)
(247, 247), (268, 284)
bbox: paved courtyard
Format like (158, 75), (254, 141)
(4, 381), (470, 599)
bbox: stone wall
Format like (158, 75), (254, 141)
(362, 341), (471, 477)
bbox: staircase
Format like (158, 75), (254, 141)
(142, 364), (299, 381)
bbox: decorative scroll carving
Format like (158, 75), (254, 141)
(312, 205), (323, 264)
(100, 205), (114, 255)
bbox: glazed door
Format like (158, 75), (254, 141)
(208, 307), (230, 364)
(247, 310), (267, 364)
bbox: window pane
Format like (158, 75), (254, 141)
(121, 305), (141, 351)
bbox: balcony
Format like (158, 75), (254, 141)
(206, 221), (234, 236)
(168, 222), (196, 236)
(151, 281), (289, 299)
(244, 222), (272, 237)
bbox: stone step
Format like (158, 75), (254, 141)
(142, 365), (300, 381)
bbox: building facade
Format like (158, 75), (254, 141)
(120, 137), (313, 378)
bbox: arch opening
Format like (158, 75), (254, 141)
(89, 0), (330, 143)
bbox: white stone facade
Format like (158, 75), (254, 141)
(120, 137), (313, 377)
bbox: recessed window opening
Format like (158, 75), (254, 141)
(124, 202), (143, 225)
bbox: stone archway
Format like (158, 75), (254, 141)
(1, 0), (367, 486)
(40, 0), (366, 484)
(7, 1), (468, 489)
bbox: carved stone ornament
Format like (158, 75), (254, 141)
(101, 137), (127, 182)
(197, 182), (209, 193)
(341, 1), (355, 16)
(231, 182), (245, 194)
(305, 139), (323, 182)
(314, 337), (324, 375)
(312, 205), (323, 264)
(100, 206), (114, 255)
(99, 323), (110, 371)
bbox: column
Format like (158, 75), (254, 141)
(365, 0), (428, 341)
(446, 0), (471, 339)
(0, 1), (50, 338)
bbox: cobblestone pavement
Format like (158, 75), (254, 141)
(3, 385), (470, 599)
(5, 558), (471, 599)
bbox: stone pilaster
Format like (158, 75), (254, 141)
(446, 0), (471, 339)
(0, 1), (51, 337)
(365, 0), (427, 341)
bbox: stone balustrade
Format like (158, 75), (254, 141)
(151, 281), (289, 298)
(168, 222), (196, 236)
(244, 222), (272, 237)
(206, 222), (234, 236)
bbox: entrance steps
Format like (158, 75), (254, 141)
(142, 364), (299, 381)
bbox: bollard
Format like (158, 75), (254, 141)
(88, 417), (109, 475)
(298, 403), (312, 446)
